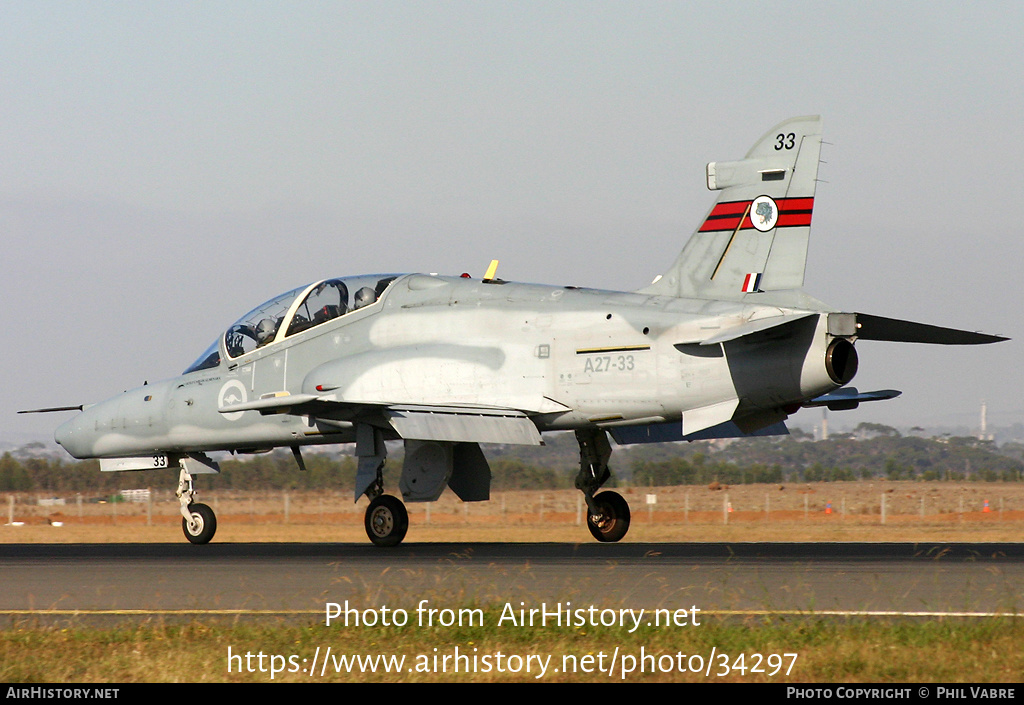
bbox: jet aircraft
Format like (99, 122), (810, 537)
(28, 116), (1006, 547)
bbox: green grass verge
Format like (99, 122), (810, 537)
(2, 614), (1022, 683)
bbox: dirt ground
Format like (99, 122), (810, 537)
(4, 481), (1024, 543)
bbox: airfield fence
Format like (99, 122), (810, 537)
(5, 482), (1024, 529)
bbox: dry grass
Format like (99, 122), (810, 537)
(5, 481), (1024, 543)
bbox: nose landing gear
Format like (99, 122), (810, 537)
(176, 460), (218, 545)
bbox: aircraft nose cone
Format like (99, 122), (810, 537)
(54, 416), (73, 448)
(55, 414), (88, 458)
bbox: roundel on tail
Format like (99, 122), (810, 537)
(751, 195), (779, 232)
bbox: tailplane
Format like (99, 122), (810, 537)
(642, 115), (823, 300)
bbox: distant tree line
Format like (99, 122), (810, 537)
(2, 432), (1022, 493)
(0, 450), (573, 494)
(631, 452), (786, 486)
(624, 434), (1024, 484)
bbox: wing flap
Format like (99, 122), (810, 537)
(386, 406), (542, 445)
(682, 398), (740, 435)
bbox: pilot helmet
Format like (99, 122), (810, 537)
(256, 317), (276, 344)
(353, 287), (377, 310)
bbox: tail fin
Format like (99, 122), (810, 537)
(641, 116), (823, 300)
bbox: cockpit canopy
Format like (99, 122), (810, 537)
(183, 274), (399, 374)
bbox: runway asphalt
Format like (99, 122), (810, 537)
(2, 542), (1023, 624)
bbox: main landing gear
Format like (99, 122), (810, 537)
(364, 493), (409, 547)
(575, 429), (631, 543)
(586, 490), (631, 542)
(354, 425), (410, 547)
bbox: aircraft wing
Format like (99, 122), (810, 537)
(219, 393), (545, 445)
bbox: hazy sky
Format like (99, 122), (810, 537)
(3, 1), (1022, 443)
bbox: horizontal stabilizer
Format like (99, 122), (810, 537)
(611, 419), (788, 445)
(803, 387), (901, 411)
(855, 313), (1007, 345)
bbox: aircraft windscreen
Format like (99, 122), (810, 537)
(183, 339), (220, 375)
(224, 284), (308, 359)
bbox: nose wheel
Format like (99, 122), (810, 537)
(364, 494), (409, 547)
(182, 502), (217, 544)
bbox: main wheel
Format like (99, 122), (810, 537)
(364, 494), (409, 547)
(587, 490), (630, 543)
(182, 503), (217, 544)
